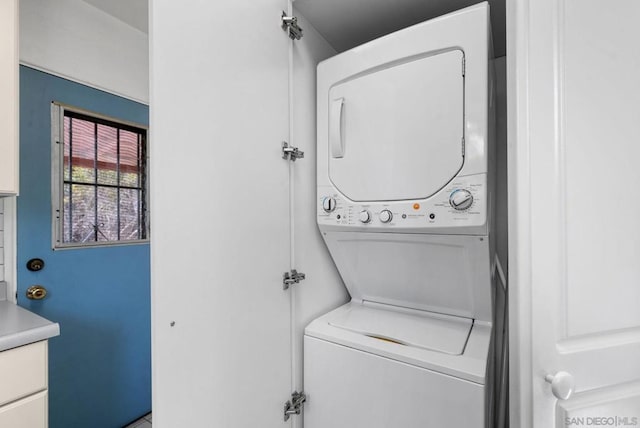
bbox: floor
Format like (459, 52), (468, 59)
(124, 413), (152, 428)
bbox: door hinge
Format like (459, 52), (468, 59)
(281, 12), (303, 40)
(282, 141), (304, 161)
(283, 269), (306, 290)
(462, 56), (466, 76)
(462, 136), (466, 156)
(284, 391), (307, 421)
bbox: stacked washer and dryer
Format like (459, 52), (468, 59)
(304, 3), (499, 427)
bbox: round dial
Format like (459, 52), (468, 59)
(449, 189), (474, 211)
(359, 210), (371, 223)
(379, 209), (393, 223)
(322, 197), (336, 213)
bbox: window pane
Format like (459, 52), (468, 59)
(120, 188), (140, 240)
(97, 124), (118, 185)
(120, 130), (140, 187)
(63, 183), (71, 243)
(70, 118), (96, 183)
(97, 186), (118, 241)
(58, 110), (147, 246)
(68, 184), (96, 243)
(63, 116), (71, 181)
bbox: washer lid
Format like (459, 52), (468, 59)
(328, 49), (465, 202)
(322, 232), (493, 321)
(328, 304), (472, 355)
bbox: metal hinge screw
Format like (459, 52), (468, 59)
(282, 141), (304, 161)
(283, 269), (306, 290)
(281, 12), (303, 40)
(284, 391), (307, 421)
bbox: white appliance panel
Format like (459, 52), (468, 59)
(327, 303), (472, 355)
(305, 302), (492, 383)
(317, 173), (488, 235)
(317, 3), (491, 236)
(308, 4), (495, 428)
(322, 232), (493, 321)
(304, 335), (484, 428)
(328, 49), (465, 202)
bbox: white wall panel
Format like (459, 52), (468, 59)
(0, 197), (16, 298)
(20, 0), (148, 104)
(0, 197), (16, 301)
(291, 8), (350, 395)
(0, 199), (4, 282)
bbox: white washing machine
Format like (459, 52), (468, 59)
(305, 3), (495, 427)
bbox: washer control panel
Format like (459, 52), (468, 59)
(449, 189), (474, 211)
(318, 174), (487, 231)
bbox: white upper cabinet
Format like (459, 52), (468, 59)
(0, 0), (19, 196)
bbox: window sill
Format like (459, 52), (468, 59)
(52, 239), (149, 251)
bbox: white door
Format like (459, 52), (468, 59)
(150, 1), (292, 426)
(509, 0), (640, 427)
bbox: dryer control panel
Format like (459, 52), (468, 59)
(317, 173), (487, 234)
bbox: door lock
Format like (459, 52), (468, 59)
(26, 258), (45, 272)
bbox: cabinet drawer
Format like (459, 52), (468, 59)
(0, 341), (47, 406)
(0, 390), (47, 428)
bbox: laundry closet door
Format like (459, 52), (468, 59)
(509, 0), (640, 427)
(150, 1), (292, 427)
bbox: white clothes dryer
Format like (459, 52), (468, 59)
(305, 3), (495, 428)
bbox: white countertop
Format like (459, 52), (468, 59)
(0, 282), (60, 352)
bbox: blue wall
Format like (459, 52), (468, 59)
(18, 66), (151, 428)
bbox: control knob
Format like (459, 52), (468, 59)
(379, 210), (393, 223)
(359, 210), (371, 223)
(449, 189), (474, 211)
(322, 197), (336, 213)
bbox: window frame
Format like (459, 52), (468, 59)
(51, 102), (150, 249)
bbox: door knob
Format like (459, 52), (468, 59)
(545, 371), (575, 400)
(26, 285), (48, 300)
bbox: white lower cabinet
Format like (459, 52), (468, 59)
(0, 341), (49, 427)
(0, 391), (47, 428)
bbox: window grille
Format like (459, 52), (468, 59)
(52, 103), (148, 248)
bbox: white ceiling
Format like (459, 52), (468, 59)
(295, 0), (506, 57)
(82, 0), (148, 33)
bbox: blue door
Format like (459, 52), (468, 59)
(17, 66), (151, 428)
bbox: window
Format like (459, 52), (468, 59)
(51, 103), (148, 248)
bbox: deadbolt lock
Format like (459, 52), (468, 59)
(26, 258), (45, 272)
(26, 285), (47, 300)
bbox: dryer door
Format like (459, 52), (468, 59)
(328, 49), (465, 202)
